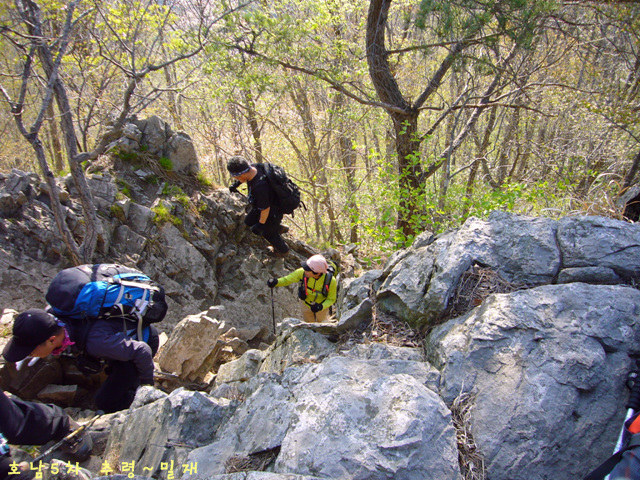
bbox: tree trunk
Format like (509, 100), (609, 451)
(243, 89), (264, 163)
(46, 101), (64, 173)
(17, 0), (101, 263)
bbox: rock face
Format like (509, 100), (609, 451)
(92, 274), (640, 480)
(106, 115), (199, 175)
(0, 117), (329, 403)
(2, 126), (640, 480)
(90, 212), (640, 480)
(0, 156), (308, 334)
(427, 282), (640, 480)
(375, 211), (640, 328)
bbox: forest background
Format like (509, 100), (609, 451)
(1, 0), (639, 265)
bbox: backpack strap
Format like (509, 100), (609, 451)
(584, 433), (640, 480)
(322, 266), (335, 297)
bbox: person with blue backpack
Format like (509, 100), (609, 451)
(2, 308), (159, 413)
(228, 155), (297, 255)
(267, 254), (338, 323)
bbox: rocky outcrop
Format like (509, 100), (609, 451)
(427, 282), (640, 480)
(3, 128), (640, 480)
(373, 211), (640, 328)
(106, 115), (199, 175)
(92, 273), (640, 480)
(0, 165), (309, 334)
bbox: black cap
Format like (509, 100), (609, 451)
(2, 309), (60, 362)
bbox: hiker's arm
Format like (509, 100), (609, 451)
(0, 389), (69, 445)
(321, 277), (338, 310)
(259, 207), (270, 224)
(277, 268), (305, 287)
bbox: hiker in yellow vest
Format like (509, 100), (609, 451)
(267, 254), (337, 323)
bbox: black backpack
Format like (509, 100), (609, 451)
(261, 162), (303, 215)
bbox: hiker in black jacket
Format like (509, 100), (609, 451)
(227, 155), (289, 254)
(3, 309), (159, 413)
(0, 388), (91, 480)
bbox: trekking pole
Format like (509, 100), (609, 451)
(32, 414), (102, 464)
(270, 287), (276, 335)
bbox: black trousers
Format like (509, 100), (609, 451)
(94, 326), (159, 413)
(245, 206), (289, 253)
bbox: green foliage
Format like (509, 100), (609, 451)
(116, 180), (132, 199)
(0, 323), (11, 337)
(159, 156), (174, 171)
(145, 175), (160, 185)
(1, 0), (637, 265)
(115, 149), (139, 163)
(416, 0), (558, 47)
(196, 172), (213, 188)
(110, 203), (126, 222)
(162, 184), (190, 208)
(151, 203), (182, 227)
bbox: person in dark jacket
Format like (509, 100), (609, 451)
(0, 388), (91, 480)
(2, 309), (158, 413)
(227, 155), (289, 254)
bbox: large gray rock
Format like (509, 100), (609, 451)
(335, 269), (382, 332)
(258, 320), (337, 375)
(275, 363), (457, 480)
(376, 211), (640, 328)
(188, 352), (458, 480)
(103, 388), (236, 479)
(167, 132), (199, 175)
(557, 215), (640, 278)
(426, 282), (640, 480)
(156, 311), (226, 381)
(216, 349), (266, 385)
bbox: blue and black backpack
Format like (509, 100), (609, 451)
(45, 264), (168, 337)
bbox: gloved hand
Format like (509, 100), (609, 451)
(310, 302), (323, 313)
(251, 223), (265, 236)
(229, 181), (241, 193)
(61, 420), (93, 462)
(267, 278), (278, 288)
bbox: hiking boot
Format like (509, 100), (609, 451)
(266, 234), (290, 255)
(279, 225), (290, 234)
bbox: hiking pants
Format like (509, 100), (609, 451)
(94, 326), (159, 413)
(245, 206), (289, 253)
(299, 300), (329, 323)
